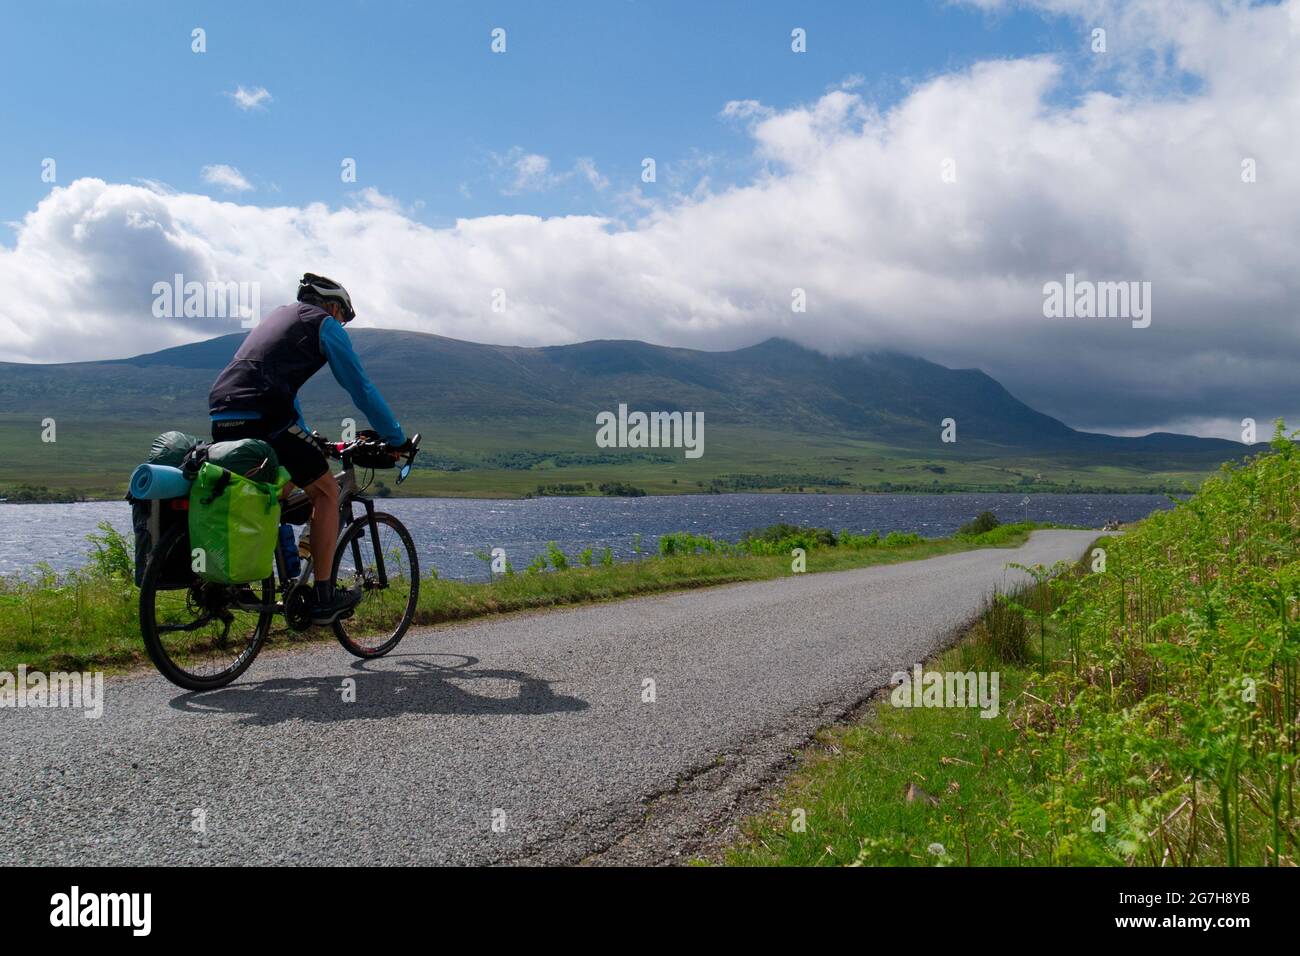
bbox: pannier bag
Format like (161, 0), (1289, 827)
(131, 431), (203, 588)
(188, 440), (289, 584)
(131, 495), (194, 588)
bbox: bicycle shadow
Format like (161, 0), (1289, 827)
(167, 653), (589, 727)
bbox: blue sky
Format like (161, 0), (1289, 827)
(0, 0), (1079, 229)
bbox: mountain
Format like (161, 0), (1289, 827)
(0, 331), (1255, 497)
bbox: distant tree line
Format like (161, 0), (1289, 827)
(528, 481), (648, 498)
(0, 484), (86, 503)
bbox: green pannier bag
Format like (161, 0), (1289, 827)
(188, 458), (290, 584)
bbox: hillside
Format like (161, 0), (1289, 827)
(0, 331), (1256, 498)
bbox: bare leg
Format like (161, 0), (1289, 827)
(303, 472), (339, 582)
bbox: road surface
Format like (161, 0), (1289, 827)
(0, 530), (1096, 865)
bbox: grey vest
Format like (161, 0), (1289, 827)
(208, 302), (329, 426)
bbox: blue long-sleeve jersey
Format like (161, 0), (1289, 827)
(299, 318), (405, 445)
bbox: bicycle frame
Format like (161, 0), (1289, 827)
(231, 464), (390, 617)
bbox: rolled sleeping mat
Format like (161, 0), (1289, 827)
(129, 463), (192, 501)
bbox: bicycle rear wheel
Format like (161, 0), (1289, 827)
(331, 511), (419, 658)
(139, 523), (273, 691)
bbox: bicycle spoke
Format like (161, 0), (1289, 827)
(156, 617), (213, 635)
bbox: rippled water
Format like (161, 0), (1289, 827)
(0, 492), (1173, 582)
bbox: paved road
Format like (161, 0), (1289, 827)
(0, 530), (1096, 865)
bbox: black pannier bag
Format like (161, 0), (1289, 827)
(130, 431), (203, 588)
(130, 496), (194, 588)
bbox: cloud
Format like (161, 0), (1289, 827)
(227, 86), (272, 111)
(493, 149), (561, 195)
(575, 157), (609, 191)
(200, 165), (253, 193)
(2, 0), (1298, 436)
(493, 148), (610, 196)
(720, 99), (774, 122)
(511, 153), (555, 193)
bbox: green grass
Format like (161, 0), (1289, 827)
(725, 423), (1300, 867)
(0, 521), (1047, 676)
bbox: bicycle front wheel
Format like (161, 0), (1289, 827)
(139, 523), (273, 691)
(331, 511), (420, 658)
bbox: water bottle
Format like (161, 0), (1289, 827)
(279, 524), (302, 578)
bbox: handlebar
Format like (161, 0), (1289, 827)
(322, 432), (422, 484)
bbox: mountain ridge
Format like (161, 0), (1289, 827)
(0, 330), (1247, 452)
(0, 329), (1257, 497)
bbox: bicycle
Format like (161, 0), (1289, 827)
(139, 433), (423, 691)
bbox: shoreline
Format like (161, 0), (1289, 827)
(1, 486), (1191, 505)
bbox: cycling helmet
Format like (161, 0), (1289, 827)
(297, 273), (355, 322)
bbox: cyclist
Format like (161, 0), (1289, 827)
(208, 273), (410, 625)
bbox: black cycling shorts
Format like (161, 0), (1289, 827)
(211, 417), (330, 489)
